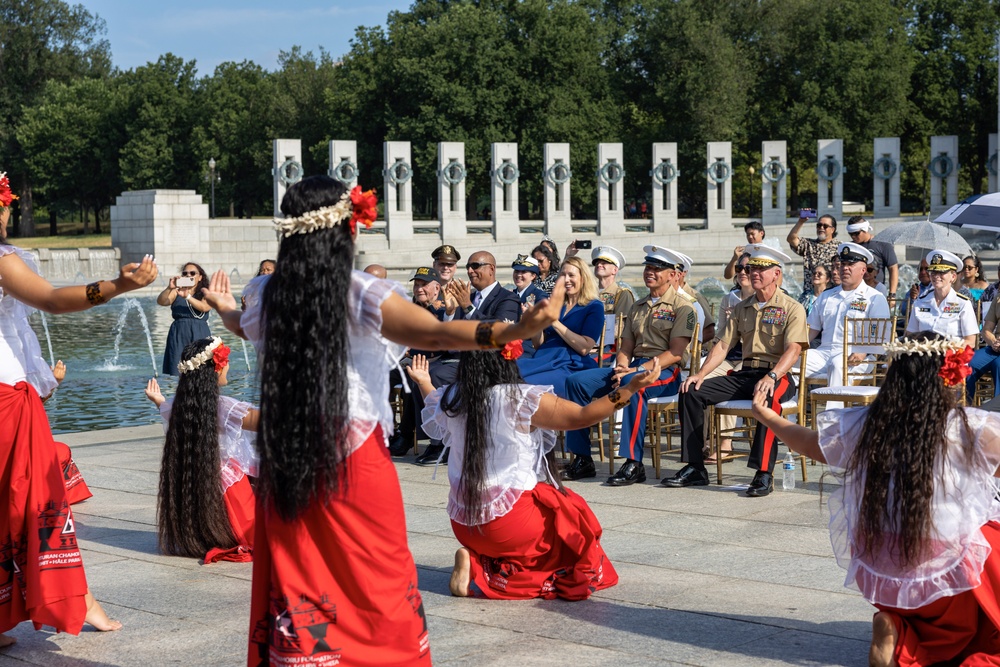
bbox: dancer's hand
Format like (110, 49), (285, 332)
(515, 277), (566, 340)
(51, 360), (66, 384)
(625, 358), (661, 392)
(405, 355), (432, 388)
(144, 378), (165, 406)
(115, 255), (158, 291)
(203, 270), (237, 313)
(751, 389), (778, 424)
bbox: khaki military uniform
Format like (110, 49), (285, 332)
(598, 282), (637, 318)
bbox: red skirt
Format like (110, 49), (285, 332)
(247, 426), (431, 666)
(450, 483), (618, 600)
(205, 474), (255, 564)
(54, 442), (92, 505)
(877, 521), (1000, 666)
(0, 382), (88, 634)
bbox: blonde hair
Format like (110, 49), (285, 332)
(560, 256), (598, 305)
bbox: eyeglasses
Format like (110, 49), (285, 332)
(816, 224), (833, 229)
(734, 265), (750, 274)
(181, 271), (198, 277)
(466, 262), (494, 271)
(963, 265), (977, 271)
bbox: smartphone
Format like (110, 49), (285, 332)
(575, 239), (593, 250)
(799, 208), (817, 219)
(176, 277), (196, 288)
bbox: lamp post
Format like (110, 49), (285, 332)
(748, 165), (756, 217)
(208, 157), (217, 219)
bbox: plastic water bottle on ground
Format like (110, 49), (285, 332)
(782, 452), (796, 490)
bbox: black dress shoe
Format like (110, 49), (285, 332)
(606, 460), (646, 486)
(414, 444), (447, 467)
(661, 464), (710, 488)
(388, 433), (412, 457)
(561, 457), (596, 481)
(745, 471), (774, 497)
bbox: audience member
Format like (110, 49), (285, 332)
(961, 255), (989, 301)
(675, 252), (715, 342)
(531, 244), (560, 295)
(432, 245), (461, 286)
(905, 250), (977, 347)
(787, 214), (839, 295)
(591, 245), (636, 318)
(967, 294), (1000, 401)
(798, 263), (832, 316)
(723, 221), (779, 279)
(157, 262), (212, 376)
(363, 263), (387, 279)
(845, 216), (898, 301)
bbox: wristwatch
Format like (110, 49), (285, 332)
(464, 305), (475, 315)
(766, 371), (778, 381)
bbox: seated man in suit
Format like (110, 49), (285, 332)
(413, 250), (522, 466)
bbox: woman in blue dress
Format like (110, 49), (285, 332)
(158, 262), (212, 375)
(518, 256), (604, 395)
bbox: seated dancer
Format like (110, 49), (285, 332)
(751, 332), (1000, 667)
(144, 337), (258, 563)
(408, 350), (661, 600)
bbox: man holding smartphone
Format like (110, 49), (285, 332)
(787, 212), (839, 295)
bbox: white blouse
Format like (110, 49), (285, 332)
(159, 394), (259, 492)
(0, 245), (57, 397)
(421, 383), (557, 526)
(817, 407), (1000, 609)
(241, 270), (407, 455)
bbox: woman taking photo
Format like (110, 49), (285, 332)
(531, 244), (560, 295)
(905, 249), (978, 348)
(408, 350), (660, 600)
(157, 262), (211, 375)
(201, 175), (565, 665)
(144, 337), (258, 563)
(0, 171), (155, 641)
(751, 331), (1000, 666)
(516, 256), (604, 395)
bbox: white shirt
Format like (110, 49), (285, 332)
(0, 245), (57, 396)
(818, 407), (1000, 608)
(906, 289), (978, 340)
(421, 383), (557, 526)
(241, 270), (407, 456)
(807, 283), (891, 351)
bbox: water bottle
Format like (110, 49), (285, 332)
(782, 452), (796, 490)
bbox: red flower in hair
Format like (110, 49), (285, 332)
(0, 172), (18, 208)
(349, 186), (378, 234)
(501, 339), (524, 361)
(938, 345), (974, 387)
(213, 344), (231, 371)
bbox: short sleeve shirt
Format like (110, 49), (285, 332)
(792, 238), (839, 293)
(598, 282), (636, 318)
(622, 286), (697, 359)
(859, 240), (898, 286)
(906, 289), (978, 340)
(807, 283), (892, 351)
(720, 289), (809, 365)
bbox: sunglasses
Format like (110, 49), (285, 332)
(734, 265), (750, 273)
(848, 231), (862, 237)
(865, 267), (877, 274)
(181, 271), (198, 277)
(466, 262), (494, 271)
(816, 223), (833, 229)
(963, 265), (977, 271)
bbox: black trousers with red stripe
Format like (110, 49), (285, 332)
(678, 367), (795, 473)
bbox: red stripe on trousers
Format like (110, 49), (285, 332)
(758, 375), (791, 472)
(626, 366), (680, 461)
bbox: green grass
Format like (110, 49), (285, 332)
(12, 233), (112, 249)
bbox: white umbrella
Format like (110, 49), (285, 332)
(934, 192), (1000, 232)
(873, 219), (972, 256)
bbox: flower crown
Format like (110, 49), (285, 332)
(177, 337), (231, 374)
(884, 336), (973, 387)
(273, 185), (377, 238)
(0, 172), (19, 208)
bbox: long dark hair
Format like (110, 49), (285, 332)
(532, 244), (558, 278)
(258, 175), (353, 521)
(182, 262), (210, 299)
(441, 351), (523, 526)
(850, 331), (972, 568)
(158, 338), (237, 557)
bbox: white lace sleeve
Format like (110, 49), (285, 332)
(218, 396), (259, 477)
(420, 386), (450, 441)
(239, 274), (269, 353)
(816, 407), (868, 470)
(159, 399), (173, 433)
(513, 384), (557, 453)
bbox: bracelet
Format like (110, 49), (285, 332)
(475, 321), (501, 349)
(607, 389), (631, 410)
(85, 281), (107, 306)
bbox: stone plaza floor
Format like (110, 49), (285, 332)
(0, 426), (874, 666)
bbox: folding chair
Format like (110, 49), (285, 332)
(808, 316), (895, 418)
(645, 323), (701, 479)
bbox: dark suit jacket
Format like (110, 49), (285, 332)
(456, 282), (521, 323)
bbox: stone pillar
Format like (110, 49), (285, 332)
(383, 141), (413, 243)
(437, 142), (467, 239)
(328, 140), (358, 189)
(597, 143), (626, 236)
(651, 143), (679, 232)
(929, 135), (959, 217)
(872, 137), (901, 218)
(491, 143), (520, 241)
(989, 133), (998, 194)
(760, 140), (787, 225)
(273, 139), (302, 216)
(706, 142), (733, 231)
(816, 139), (844, 220)
(543, 143), (572, 240)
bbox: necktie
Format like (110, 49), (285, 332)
(473, 291), (482, 308)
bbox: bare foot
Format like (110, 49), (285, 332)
(869, 611), (898, 667)
(449, 548), (471, 597)
(84, 592), (122, 632)
(0, 634), (15, 648)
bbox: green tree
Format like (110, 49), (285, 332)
(0, 0), (111, 235)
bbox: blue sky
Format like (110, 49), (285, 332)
(75, 0), (414, 74)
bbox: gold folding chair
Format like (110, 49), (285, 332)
(808, 316), (895, 418)
(709, 350), (809, 485)
(645, 324), (701, 479)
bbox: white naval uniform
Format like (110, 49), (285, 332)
(806, 283), (891, 387)
(906, 289), (978, 340)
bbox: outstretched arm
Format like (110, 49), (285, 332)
(202, 270), (245, 339)
(750, 391), (825, 462)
